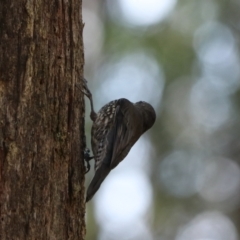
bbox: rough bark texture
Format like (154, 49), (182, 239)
(0, 0), (86, 239)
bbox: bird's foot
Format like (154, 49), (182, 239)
(76, 78), (97, 121)
(84, 148), (94, 174)
(81, 78), (92, 100)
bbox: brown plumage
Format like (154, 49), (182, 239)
(82, 80), (156, 202)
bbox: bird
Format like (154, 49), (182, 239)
(81, 79), (156, 202)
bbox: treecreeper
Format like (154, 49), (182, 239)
(82, 79), (156, 202)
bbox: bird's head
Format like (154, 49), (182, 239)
(135, 101), (156, 132)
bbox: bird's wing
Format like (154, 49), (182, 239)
(94, 99), (139, 171)
(108, 99), (138, 169)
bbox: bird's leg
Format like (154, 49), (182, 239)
(81, 78), (97, 121)
(84, 148), (94, 174)
(76, 78), (96, 172)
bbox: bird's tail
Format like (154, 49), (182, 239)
(86, 164), (110, 202)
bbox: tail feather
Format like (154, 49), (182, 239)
(86, 164), (110, 202)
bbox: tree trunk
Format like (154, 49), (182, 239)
(0, 0), (86, 239)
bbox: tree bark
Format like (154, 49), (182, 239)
(0, 0), (86, 239)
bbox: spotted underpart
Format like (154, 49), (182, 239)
(91, 100), (118, 170)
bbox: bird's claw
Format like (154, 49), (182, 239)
(77, 78), (97, 121)
(84, 148), (94, 174)
(80, 78), (92, 99)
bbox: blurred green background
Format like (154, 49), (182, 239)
(82, 0), (240, 239)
